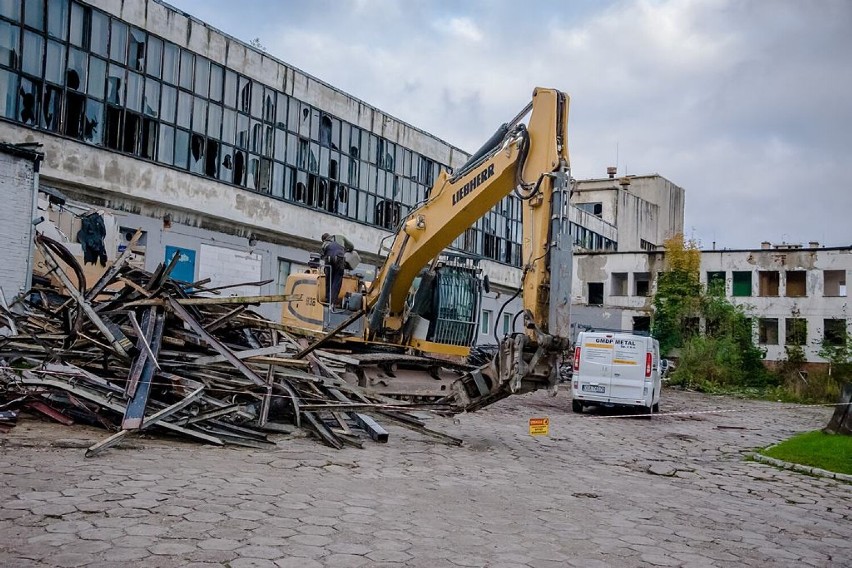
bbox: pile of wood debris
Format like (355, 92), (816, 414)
(0, 233), (460, 454)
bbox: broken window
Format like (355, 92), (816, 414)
(18, 77), (41, 125)
(126, 71), (143, 112)
(218, 145), (232, 182)
(758, 318), (779, 345)
(263, 88), (275, 122)
(236, 113), (249, 149)
(785, 318), (807, 346)
(82, 98), (103, 144)
(239, 76), (251, 113)
(189, 133), (205, 174)
(732, 271), (752, 297)
(122, 111), (141, 154)
(824, 270), (847, 297)
(143, 78), (159, 118)
(40, 85), (62, 132)
(129, 28), (146, 71)
(374, 199), (401, 230)
(587, 282), (604, 305)
(63, 90), (85, 137)
(707, 271), (726, 296)
(104, 105), (122, 150)
(141, 118), (157, 159)
(634, 273), (651, 296)
(785, 270), (806, 297)
(67, 48), (87, 91)
(611, 273), (628, 296)
(824, 319), (847, 346)
(577, 202), (603, 217)
(232, 150), (245, 185)
(106, 64), (124, 105)
(483, 230), (498, 260)
(319, 115), (332, 147)
(633, 316), (650, 333)
(758, 271), (779, 297)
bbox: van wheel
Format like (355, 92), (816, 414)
(572, 400), (583, 414)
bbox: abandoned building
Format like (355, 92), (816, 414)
(572, 243), (851, 364)
(0, 0), (689, 346)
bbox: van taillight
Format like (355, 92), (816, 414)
(645, 352), (652, 377)
(573, 346), (581, 372)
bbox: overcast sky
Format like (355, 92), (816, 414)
(170, 0), (851, 249)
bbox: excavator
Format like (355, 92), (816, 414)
(281, 87), (573, 412)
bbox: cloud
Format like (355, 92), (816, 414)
(434, 17), (483, 42)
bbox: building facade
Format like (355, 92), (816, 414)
(571, 244), (851, 364)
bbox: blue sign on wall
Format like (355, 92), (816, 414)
(164, 246), (196, 284)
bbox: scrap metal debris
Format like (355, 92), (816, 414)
(0, 234), (461, 454)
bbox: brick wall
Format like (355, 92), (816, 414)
(0, 151), (36, 298)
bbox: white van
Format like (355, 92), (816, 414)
(570, 331), (662, 414)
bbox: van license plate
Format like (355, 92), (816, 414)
(582, 385), (605, 393)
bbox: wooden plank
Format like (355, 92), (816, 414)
(122, 309), (165, 429)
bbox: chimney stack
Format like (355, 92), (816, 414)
(607, 166), (617, 179)
(761, 241), (771, 250)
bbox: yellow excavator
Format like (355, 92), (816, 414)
(281, 87), (573, 412)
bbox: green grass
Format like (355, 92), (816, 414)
(761, 431), (852, 475)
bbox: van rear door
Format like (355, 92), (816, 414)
(577, 333), (614, 397)
(609, 335), (646, 402)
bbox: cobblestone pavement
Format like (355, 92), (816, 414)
(1, 388), (850, 567)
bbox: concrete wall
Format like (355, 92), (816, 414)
(0, 149), (38, 300)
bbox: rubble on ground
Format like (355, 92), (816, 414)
(0, 233), (460, 455)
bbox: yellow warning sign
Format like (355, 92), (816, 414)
(529, 417), (549, 436)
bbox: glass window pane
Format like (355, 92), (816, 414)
(157, 123), (174, 165)
(209, 63), (222, 102)
(0, 68), (18, 119)
(159, 83), (176, 123)
(106, 63), (124, 105)
(0, 21), (20, 69)
(238, 76), (251, 113)
(24, 0), (45, 30)
(146, 35), (162, 78)
(218, 144), (232, 182)
(276, 93), (287, 126)
(221, 107), (235, 144)
(126, 71), (142, 111)
(236, 112), (249, 149)
(192, 95), (205, 132)
(224, 69), (236, 107)
(162, 42), (178, 84)
(176, 90), (191, 128)
(83, 97), (103, 144)
(66, 48), (86, 91)
(174, 128), (189, 169)
(47, 0), (69, 40)
(22, 31), (44, 77)
(143, 77), (159, 117)
(87, 56), (105, 98)
(179, 49), (193, 90)
(207, 104), (221, 137)
(40, 85), (61, 130)
(110, 19), (127, 63)
(45, 40), (65, 84)
(69, 1), (83, 47)
(90, 11), (108, 56)
(0, 0), (21, 21)
(128, 28), (145, 71)
(263, 87), (274, 122)
(193, 56), (208, 97)
(18, 76), (40, 125)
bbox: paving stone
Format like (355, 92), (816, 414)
(148, 541), (197, 555)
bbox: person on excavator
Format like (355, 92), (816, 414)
(321, 233), (348, 305)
